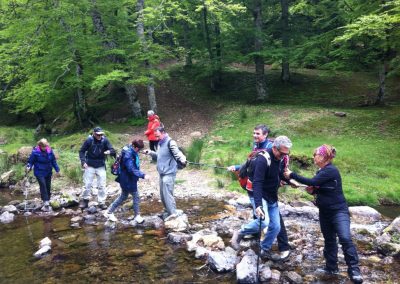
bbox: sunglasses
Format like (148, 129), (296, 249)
(277, 149), (290, 156)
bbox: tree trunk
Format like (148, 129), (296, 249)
(280, 0), (290, 82)
(136, 0), (157, 113)
(253, 0), (267, 100)
(90, 0), (142, 115)
(375, 62), (388, 105)
(182, 19), (192, 67)
(214, 22), (222, 89)
(125, 84), (142, 117)
(202, 1), (216, 91)
(74, 53), (88, 126)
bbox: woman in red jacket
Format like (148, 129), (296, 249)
(144, 110), (161, 151)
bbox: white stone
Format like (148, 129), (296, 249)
(34, 245), (51, 258)
(0, 211), (14, 224)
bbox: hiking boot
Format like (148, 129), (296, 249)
(270, 250), (291, 262)
(79, 199), (89, 209)
(230, 230), (244, 250)
(103, 211), (118, 222)
(260, 249), (273, 260)
(98, 203), (108, 210)
(348, 269), (363, 283)
(134, 215), (144, 224)
(41, 205), (51, 212)
(315, 267), (340, 275)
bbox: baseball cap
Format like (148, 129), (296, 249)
(93, 127), (104, 135)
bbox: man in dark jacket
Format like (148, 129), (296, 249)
(231, 136), (292, 259)
(79, 127), (115, 209)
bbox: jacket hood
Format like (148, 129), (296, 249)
(34, 146), (52, 153)
(148, 114), (160, 121)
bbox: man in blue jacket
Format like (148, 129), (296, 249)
(79, 127), (115, 209)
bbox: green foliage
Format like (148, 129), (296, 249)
(186, 139), (204, 164)
(128, 117), (147, 127)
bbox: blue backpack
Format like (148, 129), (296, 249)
(110, 146), (128, 175)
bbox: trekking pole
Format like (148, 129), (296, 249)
(187, 161), (227, 170)
(256, 207), (265, 284)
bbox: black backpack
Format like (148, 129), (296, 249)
(237, 150), (271, 190)
(110, 146), (128, 175)
(167, 140), (186, 170)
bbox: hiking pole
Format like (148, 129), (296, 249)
(256, 207), (265, 284)
(187, 161), (227, 170)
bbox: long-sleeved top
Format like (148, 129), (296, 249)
(253, 148), (287, 208)
(148, 134), (186, 175)
(27, 146), (60, 177)
(290, 163), (347, 211)
(144, 115), (161, 141)
(117, 146), (145, 192)
(79, 135), (115, 168)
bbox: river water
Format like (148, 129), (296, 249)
(1, 193), (399, 283)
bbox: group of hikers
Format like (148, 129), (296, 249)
(25, 113), (363, 283)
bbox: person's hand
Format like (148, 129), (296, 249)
(104, 150), (111, 155)
(83, 163), (88, 169)
(227, 165), (236, 172)
(25, 166), (30, 174)
(284, 169), (292, 179)
(306, 186), (315, 195)
(144, 174), (150, 180)
(255, 206), (265, 219)
(55, 172), (61, 177)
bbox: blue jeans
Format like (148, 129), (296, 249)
(36, 176), (52, 202)
(108, 189), (140, 215)
(319, 208), (360, 273)
(248, 192), (290, 251)
(240, 199), (281, 251)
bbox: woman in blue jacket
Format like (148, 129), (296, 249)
(104, 139), (149, 223)
(26, 138), (60, 211)
(285, 145), (363, 284)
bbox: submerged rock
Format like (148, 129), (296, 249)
(124, 249), (146, 257)
(167, 232), (192, 244)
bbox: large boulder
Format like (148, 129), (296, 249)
(349, 206), (382, 224)
(17, 146), (33, 163)
(0, 211), (14, 224)
(208, 247), (237, 272)
(187, 229), (218, 252)
(1, 204), (18, 214)
(0, 170), (15, 187)
(383, 217), (400, 233)
(236, 249), (257, 283)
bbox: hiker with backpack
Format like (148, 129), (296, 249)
(284, 145), (363, 283)
(144, 110), (161, 151)
(144, 126), (187, 220)
(26, 138), (60, 212)
(227, 125), (291, 261)
(78, 127), (115, 210)
(230, 136), (292, 260)
(103, 139), (149, 223)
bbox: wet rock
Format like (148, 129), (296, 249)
(40, 237), (52, 248)
(195, 247), (210, 258)
(71, 216), (83, 223)
(50, 200), (61, 210)
(286, 271), (302, 283)
(87, 206), (98, 214)
(349, 206), (381, 224)
(261, 267), (275, 282)
(58, 234), (79, 244)
(83, 214), (96, 221)
(7, 200), (21, 206)
(1, 211), (15, 223)
(383, 217), (400, 233)
(187, 229), (218, 252)
(367, 255), (382, 263)
(167, 232), (192, 244)
(382, 256), (394, 264)
(377, 241), (400, 256)
(236, 249), (257, 283)
(207, 247), (237, 272)
(34, 245), (51, 258)
(1, 204), (18, 214)
(164, 213), (189, 232)
(143, 215), (163, 229)
(200, 234), (225, 250)
(124, 249), (146, 257)
(70, 223), (81, 229)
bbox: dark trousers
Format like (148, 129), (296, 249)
(36, 176), (52, 202)
(319, 209), (360, 273)
(149, 140), (159, 151)
(277, 213), (290, 251)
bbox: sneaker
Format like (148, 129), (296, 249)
(349, 269), (363, 283)
(41, 205), (50, 212)
(98, 203), (108, 210)
(271, 250), (291, 262)
(134, 215), (144, 224)
(103, 211), (118, 222)
(259, 249), (273, 260)
(230, 230), (244, 250)
(315, 267), (340, 275)
(79, 199), (89, 209)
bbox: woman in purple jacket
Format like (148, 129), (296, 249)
(26, 138), (60, 212)
(285, 145), (363, 284)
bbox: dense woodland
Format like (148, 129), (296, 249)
(0, 0), (399, 128)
